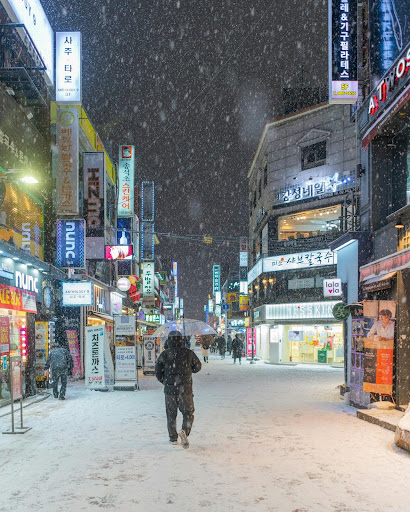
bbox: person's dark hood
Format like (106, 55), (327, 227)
(167, 336), (184, 349)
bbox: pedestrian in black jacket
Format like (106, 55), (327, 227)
(44, 343), (73, 399)
(232, 334), (243, 365)
(155, 331), (202, 448)
(227, 335), (233, 355)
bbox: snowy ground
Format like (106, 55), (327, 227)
(1, 351), (409, 512)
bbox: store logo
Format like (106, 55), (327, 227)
(15, 271), (38, 293)
(369, 46), (410, 116)
(65, 221), (77, 261)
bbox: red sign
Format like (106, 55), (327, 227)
(0, 284), (37, 313)
(0, 317), (10, 355)
(247, 328), (256, 357)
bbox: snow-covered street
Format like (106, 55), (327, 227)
(1, 353), (409, 512)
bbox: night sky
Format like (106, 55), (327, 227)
(43, 0), (328, 318)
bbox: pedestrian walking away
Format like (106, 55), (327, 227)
(155, 330), (202, 449)
(200, 334), (213, 363)
(232, 334), (243, 365)
(227, 334), (232, 355)
(215, 333), (226, 359)
(44, 342), (73, 400)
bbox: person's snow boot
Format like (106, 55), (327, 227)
(179, 430), (189, 449)
(169, 440), (177, 445)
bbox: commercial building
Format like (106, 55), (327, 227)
(248, 103), (360, 364)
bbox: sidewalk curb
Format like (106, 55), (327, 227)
(356, 408), (404, 432)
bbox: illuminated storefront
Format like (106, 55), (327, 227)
(254, 301), (344, 364)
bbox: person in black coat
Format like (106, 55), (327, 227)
(215, 335), (227, 359)
(227, 335), (233, 355)
(155, 331), (202, 448)
(44, 342), (73, 399)
(232, 334), (243, 365)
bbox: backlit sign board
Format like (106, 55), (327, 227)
(142, 261), (155, 306)
(248, 250), (337, 284)
(105, 245), (133, 260)
(84, 152), (105, 237)
(256, 301), (339, 321)
(323, 278), (342, 297)
(329, 0), (358, 104)
(118, 145), (134, 217)
(56, 32), (81, 102)
(56, 109), (79, 215)
(213, 265), (221, 295)
(62, 281), (93, 306)
(1, 0), (54, 85)
(141, 222), (154, 261)
(141, 181), (155, 222)
(56, 219), (85, 268)
(274, 171), (356, 206)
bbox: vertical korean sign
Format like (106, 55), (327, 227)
(118, 145), (135, 217)
(66, 330), (82, 379)
(56, 32), (81, 103)
(213, 265), (221, 295)
(85, 325), (105, 389)
(329, 0), (358, 103)
(142, 261), (155, 307)
(83, 152), (105, 237)
(56, 109), (79, 215)
(246, 328), (256, 357)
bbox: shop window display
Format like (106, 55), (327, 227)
(283, 324), (344, 364)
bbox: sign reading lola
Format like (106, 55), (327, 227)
(329, 0), (358, 104)
(368, 44), (410, 116)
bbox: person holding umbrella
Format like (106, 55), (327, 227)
(155, 330), (202, 449)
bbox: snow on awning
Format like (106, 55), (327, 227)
(361, 271), (397, 284)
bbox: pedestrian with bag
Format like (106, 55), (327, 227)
(44, 342), (73, 400)
(215, 333), (227, 359)
(200, 334), (212, 363)
(155, 331), (202, 449)
(227, 334), (233, 356)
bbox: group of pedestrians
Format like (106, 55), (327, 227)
(199, 332), (243, 364)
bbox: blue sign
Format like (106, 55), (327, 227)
(56, 219), (85, 268)
(117, 217), (132, 245)
(222, 304), (230, 310)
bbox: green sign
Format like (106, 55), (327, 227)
(318, 349), (327, 363)
(332, 302), (349, 321)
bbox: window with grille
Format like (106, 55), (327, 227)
(301, 141), (326, 170)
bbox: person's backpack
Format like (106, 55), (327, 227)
(202, 343), (209, 350)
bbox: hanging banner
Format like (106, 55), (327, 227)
(83, 152), (105, 237)
(56, 109), (79, 215)
(66, 329), (82, 379)
(103, 333), (115, 386)
(85, 325), (105, 389)
(35, 321), (48, 382)
(115, 346), (136, 381)
(363, 300), (396, 395)
(118, 145), (135, 217)
(329, 0), (358, 104)
(56, 219), (86, 268)
(246, 328), (256, 357)
(0, 284), (36, 313)
(142, 261), (155, 306)
(56, 32), (81, 103)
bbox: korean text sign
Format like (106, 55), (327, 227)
(85, 326), (105, 389)
(56, 32), (81, 102)
(118, 145), (135, 217)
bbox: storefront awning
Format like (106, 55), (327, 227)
(361, 271), (397, 292)
(362, 271), (397, 284)
(87, 311), (114, 323)
(360, 247), (410, 282)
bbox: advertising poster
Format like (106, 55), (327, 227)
(115, 315), (136, 336)
(115, 346), (136, 381)
(85, 325), (105, 389)
(0, 317), (10, 355)
(35, 321), (48, 381)
(246, 328), (256, 357)
(363, 300), (396, 395)
(104, 333), (115, 386)
(11, 357), (22, 399)
(143, 335), (158, 373)
(66, 330), (82, 379)
(118, 145), (135, 217)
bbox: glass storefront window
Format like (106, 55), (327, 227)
(278, 205), (342, 241)
(282, 323), (344, 364)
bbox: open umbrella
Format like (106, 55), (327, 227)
(152, 319), (217, 338)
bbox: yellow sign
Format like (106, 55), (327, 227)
(203, 237), (213, 244)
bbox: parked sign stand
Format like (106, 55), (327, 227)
(2, 356), (31, 435)
(114, 315), (138, 391)
(143, 334), (160, 375)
